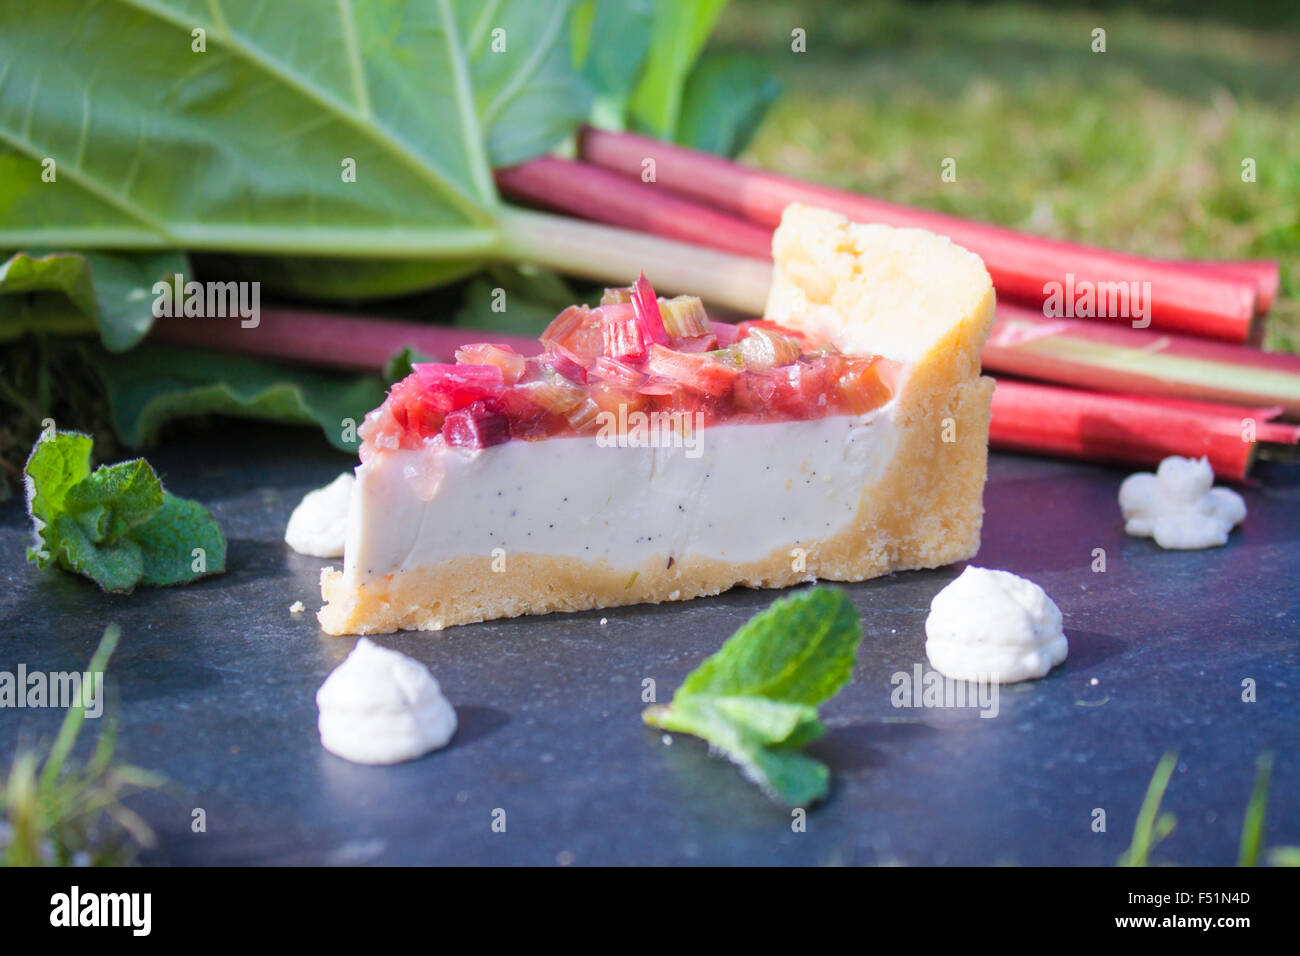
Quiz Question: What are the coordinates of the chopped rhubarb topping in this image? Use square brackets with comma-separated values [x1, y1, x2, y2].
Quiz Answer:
[646, 343, 740, 397]
[710, 320, 741, 347]
[630, 272, 669, 346]
[599, 302, 650, 363]
[358, 275, 895, 459]
[442, 400, 510, 449]
[454, 343, 526, 384]
[541, 305, 604, 359]
[546, 350, 590, 383]
[738, 326, 802, 369]
[412, 362, 505, 411]
[831, 356, 893, 415]
[737, 318, 815, 346]
[659, 295, 710, 338]
[673, 333, 719, 353]
[590, 355, 648, 388]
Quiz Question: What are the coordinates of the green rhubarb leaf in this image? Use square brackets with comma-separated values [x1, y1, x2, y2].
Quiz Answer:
[197, 254, 484, 303]
[0, 250, 189, 350]
[626, 0, 730, 141]
[676, 52, 783, 157]
[89, 345, 387, 454]
[453, 265, 582, 336]
[383, 345, 435, 384]
[643, 587, 862, 806]
[81, 251, 191, 351]
[23, 431, 226, 593]
[0, 0, 588, 296]
[571, 0, 655, 129]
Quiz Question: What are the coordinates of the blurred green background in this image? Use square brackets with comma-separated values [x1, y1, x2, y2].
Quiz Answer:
[715, 0, 1299, 347]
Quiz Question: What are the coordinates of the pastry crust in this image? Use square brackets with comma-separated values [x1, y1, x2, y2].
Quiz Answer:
[318, 204, 996, 634]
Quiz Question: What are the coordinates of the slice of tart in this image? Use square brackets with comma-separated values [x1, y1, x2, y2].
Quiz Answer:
[318, 203, 996, 635]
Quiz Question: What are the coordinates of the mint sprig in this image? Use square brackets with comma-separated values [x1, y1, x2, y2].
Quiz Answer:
[644, 587, 862, 806]
[24, 431, 226, 593]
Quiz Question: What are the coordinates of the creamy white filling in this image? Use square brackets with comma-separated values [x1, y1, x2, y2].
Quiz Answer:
[342, 404, 899, 583]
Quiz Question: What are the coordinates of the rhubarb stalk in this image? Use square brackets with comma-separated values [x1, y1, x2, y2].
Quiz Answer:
[578, 126, 1262, 342]
[495, 157, 772, 260]
[990, 379, 1300, 481]
[985, 304, 1300, 418]
[495, 207, 770, 315]
[147, 307, 542, 371]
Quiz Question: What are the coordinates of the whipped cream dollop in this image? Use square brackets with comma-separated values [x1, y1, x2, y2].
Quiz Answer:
[1119, 456, 1246, 550]
[285, 472, 354, 558]
[316, 638, 457, 764]
[925, 567, 1068, 683]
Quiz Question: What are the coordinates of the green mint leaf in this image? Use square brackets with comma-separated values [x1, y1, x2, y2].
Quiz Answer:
[24, 431, 93, 529]
[644, 587, 862, 806]
[679, 587, 862, 705]
[63, 458, 164, 546]
[23, 431, 226, 593]
[50, 514, 145, 594]
[646, 695, 830, 806]
[648, 695, 823, 748]
[135, 494, 227, 587]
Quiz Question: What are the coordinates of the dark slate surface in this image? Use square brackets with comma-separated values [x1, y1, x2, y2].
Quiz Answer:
[1, 423, 1296, 866]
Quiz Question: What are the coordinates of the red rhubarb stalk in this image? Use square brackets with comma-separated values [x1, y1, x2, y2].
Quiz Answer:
[501, 153, 1279, 321]
[578, 126, 1260, 342]
[1182, 259, 1280, 316]
[495, 156, 772, 261]
[147, 307, 541, 372]
[990, 378, 1300, 481]
[984, 304, 1300, 417]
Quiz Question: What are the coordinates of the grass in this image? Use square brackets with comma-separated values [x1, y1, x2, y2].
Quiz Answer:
[0, 626, 165, 866]
[712, 0, 1300, 349]
[1117, 751, 1298, 866]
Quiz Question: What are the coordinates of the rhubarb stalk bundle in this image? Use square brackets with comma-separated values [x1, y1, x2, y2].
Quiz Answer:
[575, 127, 1272, 342]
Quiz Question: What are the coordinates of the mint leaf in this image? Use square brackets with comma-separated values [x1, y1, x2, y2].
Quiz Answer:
[23, 431, 226, 593]
[680, 587, 861, 703]
[644, 588, 862, 806]
[649, 695, 830, 807]
[135, 495, 226, 587]
[62, 458, 164, 546]
[24, 431, 93, 544]
[49, 513, 145, 594]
